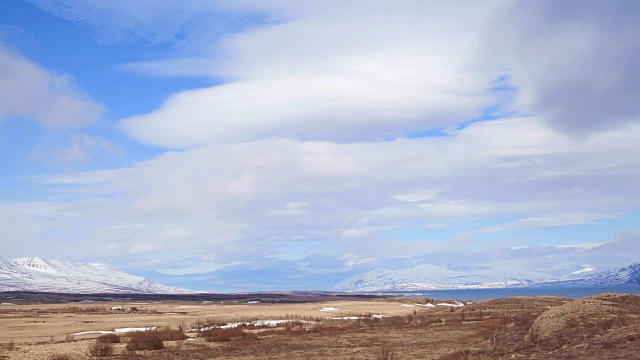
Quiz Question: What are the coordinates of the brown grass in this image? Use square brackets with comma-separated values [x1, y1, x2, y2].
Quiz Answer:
[48, 354, 72, 360]
[437, 350, 471, 360]
[375, 346, 399, 360]
[0, 299, 418, 343]
[4, 294, 640, 359]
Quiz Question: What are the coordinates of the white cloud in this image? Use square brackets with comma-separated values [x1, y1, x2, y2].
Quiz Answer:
[116, 1, 504, 148]
[477, 213, 620, 234]
[0, 43, 103, 128]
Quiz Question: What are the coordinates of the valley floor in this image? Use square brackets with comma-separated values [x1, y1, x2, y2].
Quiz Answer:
[1, 293, 640, 359]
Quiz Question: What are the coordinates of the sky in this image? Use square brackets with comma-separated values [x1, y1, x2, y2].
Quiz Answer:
[1, 0, 639, 292]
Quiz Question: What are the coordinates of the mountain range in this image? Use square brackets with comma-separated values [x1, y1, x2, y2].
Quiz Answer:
[0, 257, 195, 294]
[3, 256, 639, 295]
[334, 262, 640, 292]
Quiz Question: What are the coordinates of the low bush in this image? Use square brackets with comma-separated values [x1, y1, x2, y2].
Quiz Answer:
[88, 343, 114, 357]
[126, 331, 164, 351]
[156, 326, 187, 341]
[96, 334, 121, 344]
[198, 327, 257, 342]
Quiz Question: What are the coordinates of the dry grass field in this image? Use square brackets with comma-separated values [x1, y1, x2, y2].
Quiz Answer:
[1, 293, 640, 359]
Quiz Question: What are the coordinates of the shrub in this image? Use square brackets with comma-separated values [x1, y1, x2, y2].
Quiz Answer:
[96, 334, 121, 344]
[88, 343, 114, 357]
[198, 327, 256, 342]
[156, 326, 187, 341]
[309, 322, 360, 334]
[126, 331, 164, 351]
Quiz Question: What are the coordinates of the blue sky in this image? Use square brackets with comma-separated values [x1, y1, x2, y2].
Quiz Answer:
[1, 0, 639, 292]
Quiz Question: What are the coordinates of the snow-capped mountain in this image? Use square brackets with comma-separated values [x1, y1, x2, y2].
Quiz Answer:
[542, 262, 640, 287]
[334, 264, 557, 292]
[0, 257, 196, 294]
[334, 262, 640, 292]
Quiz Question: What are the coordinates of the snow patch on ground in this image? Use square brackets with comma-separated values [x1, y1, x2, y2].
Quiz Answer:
[187, 319, 314, 332]
[70, 327, 157, 336]
[415, 303, 436, 307]
[332, 314, 387, 320]
[114, 327, 158, 333]
[70, 331, 114, 336]
[571, 267, 596, 275]
[319, 307, 340, 311]
[221, 320, 293, 329]
[332, 316, 362, 320]
[436, 301, 465, 307]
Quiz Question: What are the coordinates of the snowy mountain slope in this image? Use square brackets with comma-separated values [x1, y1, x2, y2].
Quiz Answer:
[334, 264, 557, 292]
[335, 262, 640, 292]
[541, 262, 640, 287]
[0, 257, 196, 294]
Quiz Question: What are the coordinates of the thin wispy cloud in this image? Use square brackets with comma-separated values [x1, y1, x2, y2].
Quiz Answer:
[0, 43, 103, 128]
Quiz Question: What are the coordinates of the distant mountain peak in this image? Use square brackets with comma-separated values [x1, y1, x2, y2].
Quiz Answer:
[13, 257, 57, 274]
[1, 257, 197, 294]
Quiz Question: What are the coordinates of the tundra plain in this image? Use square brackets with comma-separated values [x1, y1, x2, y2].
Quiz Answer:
[1, 292, 640, 359]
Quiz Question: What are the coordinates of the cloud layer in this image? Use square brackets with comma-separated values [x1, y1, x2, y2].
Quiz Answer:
[486, 0, 640, 133]
[8, 118, 639, 289]
[3, 1, 640, 291]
